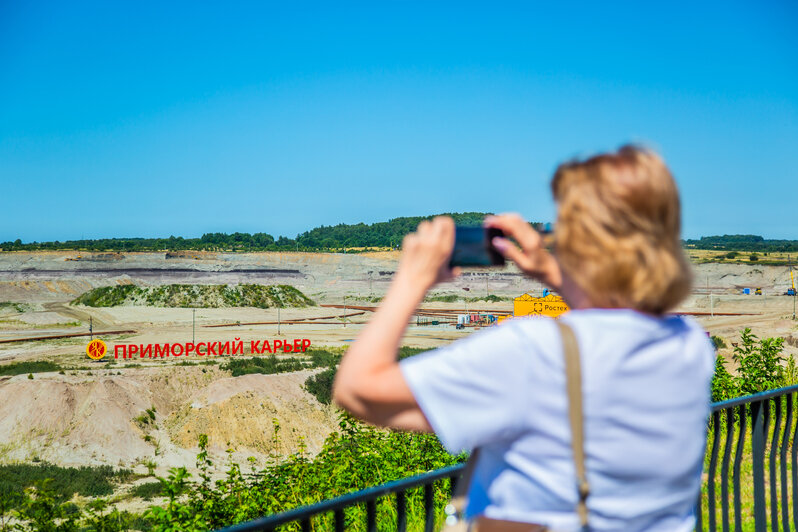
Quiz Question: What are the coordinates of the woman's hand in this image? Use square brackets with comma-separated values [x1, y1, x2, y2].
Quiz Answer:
[395, 216, 461, 292]
[485, 213, 563, 290]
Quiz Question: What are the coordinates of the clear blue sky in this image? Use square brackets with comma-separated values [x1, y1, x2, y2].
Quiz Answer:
[1, 1, 796, 243]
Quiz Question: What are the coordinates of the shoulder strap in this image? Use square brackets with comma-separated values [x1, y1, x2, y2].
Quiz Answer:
[444, 449, 480, 525]
[453, 448, 480, 499]
[447, 324, 590, 530]
[557, 321, 590, 530]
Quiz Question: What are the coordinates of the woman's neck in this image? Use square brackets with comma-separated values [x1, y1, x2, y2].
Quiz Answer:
[558, 273, 594, 310]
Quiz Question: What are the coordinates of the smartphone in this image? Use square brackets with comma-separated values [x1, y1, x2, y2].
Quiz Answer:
[449, 226, 506, 267]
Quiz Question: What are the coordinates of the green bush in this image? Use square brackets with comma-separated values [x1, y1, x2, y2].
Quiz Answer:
[732, 328, 785, 395]
[710, 355, 739, 402]
[710, 335, 726, 349]
[307, 348, 342, 367]
[426, 294, 459, 303]
[305, 368, 336, 404]
[709, 328, 792, 401]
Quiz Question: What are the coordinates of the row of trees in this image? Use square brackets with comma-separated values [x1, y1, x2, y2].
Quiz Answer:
[0, 212, 496, 252]
[6, 227, 798, 254]
[684, 234, 798, 252]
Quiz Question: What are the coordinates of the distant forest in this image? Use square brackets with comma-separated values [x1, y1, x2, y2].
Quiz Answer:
[0, 212, 498, 252]
[5, 219, 797, 253]
[683, 235, 798, 252]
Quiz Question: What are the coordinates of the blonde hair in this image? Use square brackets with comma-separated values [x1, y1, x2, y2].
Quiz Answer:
[551, 145, 691, 315]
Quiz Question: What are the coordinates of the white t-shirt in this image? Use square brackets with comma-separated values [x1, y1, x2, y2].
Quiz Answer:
[400, 309, 715, 532]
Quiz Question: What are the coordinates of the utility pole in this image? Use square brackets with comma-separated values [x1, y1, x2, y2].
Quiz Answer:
[192, 309, 195, 344]
[343, 296, 347, 328]
[790, 255, 796, 320]
[278, 306, 281, 335]
[89, 316, 93, 341]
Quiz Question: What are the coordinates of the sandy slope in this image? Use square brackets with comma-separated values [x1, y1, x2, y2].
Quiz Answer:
[0, 366, 337, 474]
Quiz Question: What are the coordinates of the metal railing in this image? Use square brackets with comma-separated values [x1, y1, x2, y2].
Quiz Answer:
[700, 384, 798, 532]
[221, 384, 798, 532]
[220, 464, 465, 532]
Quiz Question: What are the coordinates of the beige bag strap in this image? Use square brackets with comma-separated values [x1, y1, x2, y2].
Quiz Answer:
[444, 323, 590, 532]
[557, 321, 590, 530]
[445, 448, 481, 523]
[443, 448, 480, 530]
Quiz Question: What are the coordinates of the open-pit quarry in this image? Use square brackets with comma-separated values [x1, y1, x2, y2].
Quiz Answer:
[1, 250, 797, 510]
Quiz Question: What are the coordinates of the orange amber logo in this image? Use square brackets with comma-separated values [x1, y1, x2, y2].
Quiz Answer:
[86, 339, 107, 360]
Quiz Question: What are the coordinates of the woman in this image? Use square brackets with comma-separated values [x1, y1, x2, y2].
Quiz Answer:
[332, 146, 715, 531]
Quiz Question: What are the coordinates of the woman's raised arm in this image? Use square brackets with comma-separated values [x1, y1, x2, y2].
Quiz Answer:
[332, 217, 459, 431]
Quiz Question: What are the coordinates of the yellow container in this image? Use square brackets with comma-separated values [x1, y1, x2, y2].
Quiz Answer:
[513, 293, 569, 318]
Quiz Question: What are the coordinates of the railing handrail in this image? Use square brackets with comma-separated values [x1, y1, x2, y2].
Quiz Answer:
[219, 464, 465, 531]
[219, 385, 798, 532]
[711, 383, 798, 411]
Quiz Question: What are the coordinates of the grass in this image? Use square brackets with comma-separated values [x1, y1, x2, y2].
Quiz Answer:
[129, 481, 165, 501]
[71, 283, 315, 308]
[0, 463, 135, 508]
[0, 360, 62, 376]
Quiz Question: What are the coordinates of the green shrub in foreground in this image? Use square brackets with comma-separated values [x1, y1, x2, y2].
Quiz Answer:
[144, 416, 463, 531]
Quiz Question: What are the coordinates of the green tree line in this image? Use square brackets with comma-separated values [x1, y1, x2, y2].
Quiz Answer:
[684, 234, 798, 253]
[0, 212, 498, 253]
